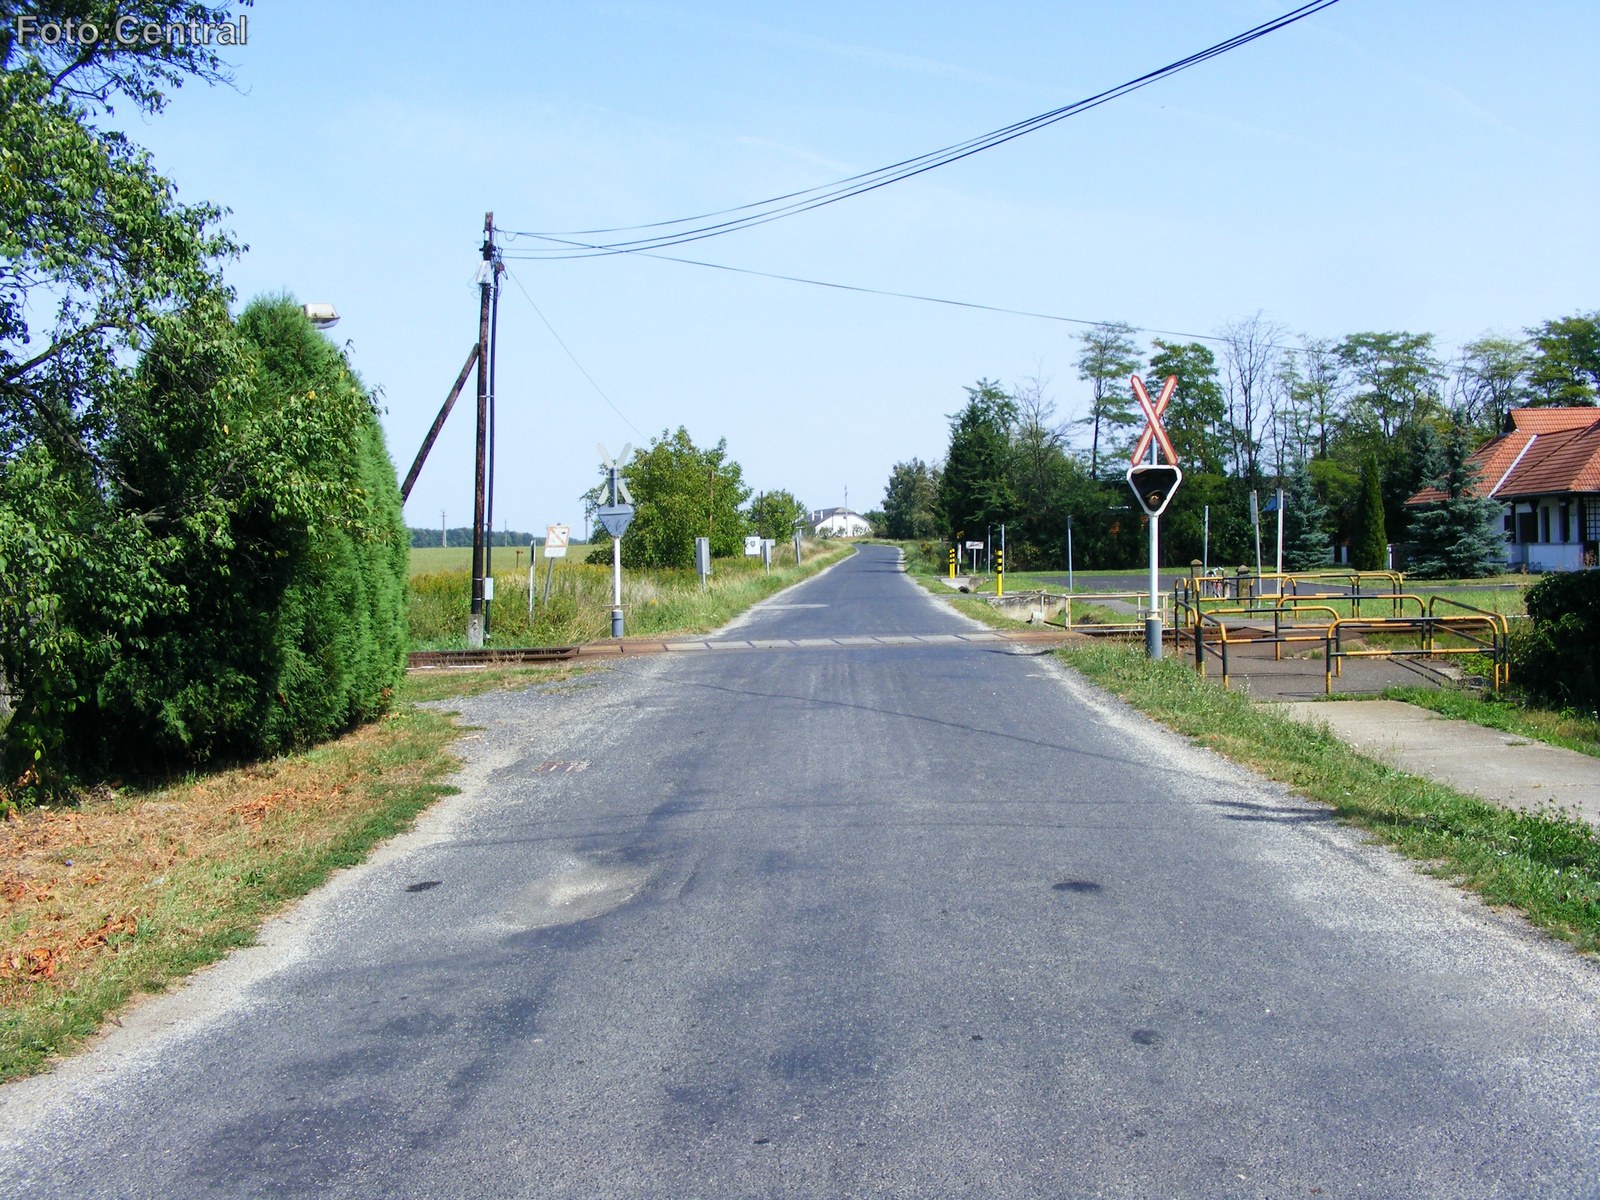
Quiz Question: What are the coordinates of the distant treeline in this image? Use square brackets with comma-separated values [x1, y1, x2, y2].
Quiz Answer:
[408, 527, 569, 548]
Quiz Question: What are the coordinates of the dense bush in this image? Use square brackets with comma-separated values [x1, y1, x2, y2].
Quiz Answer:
[3, 296, 409, 783]
[1512, 571, 1600, 712]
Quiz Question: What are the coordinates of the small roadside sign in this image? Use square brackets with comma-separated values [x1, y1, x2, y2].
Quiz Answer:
[544, 525, 570, 559]
[744, 535, 762, 556]
[965, 540, 984, 550]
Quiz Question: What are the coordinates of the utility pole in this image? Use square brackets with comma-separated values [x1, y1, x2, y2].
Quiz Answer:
[468, 212, 494, 648]
[483, 239, 503, 634]
[441, 509, 446, 549]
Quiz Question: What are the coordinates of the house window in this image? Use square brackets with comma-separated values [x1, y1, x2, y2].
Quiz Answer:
[1587, 500, 1600, 542]
[1518, 510, 1537, 544]
[1540, 506, 1550, 543]
[1560, 501, 1571, 542]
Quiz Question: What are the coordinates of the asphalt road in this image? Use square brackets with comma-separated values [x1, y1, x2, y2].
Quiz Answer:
[4, 544, 1598, 1198]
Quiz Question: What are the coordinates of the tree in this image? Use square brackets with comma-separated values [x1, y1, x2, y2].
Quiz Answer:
[883, 458, 940, 539]
[1351, 456, 1388, 571]
[1281, 466, 1330, 571]
[1405, 426, 1503, 579]
[938, 380, 1016, 539]
[1337, 331, 1444, 440]
[585, 428, 750, 569]
[1525, 311, 1600, 407]
[1454, 333, 1530, 431]
[1, 1, 246, 117]
[0, 32, 241, 784]
[1074, 323, 1140, 478]
[750, 488, 805, 541]
[1147, 340, 1227, 474]
[1219, 313, 1285, 482]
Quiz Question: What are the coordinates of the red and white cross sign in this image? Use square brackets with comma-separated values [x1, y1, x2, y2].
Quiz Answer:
[1128, 374, 1178, 466]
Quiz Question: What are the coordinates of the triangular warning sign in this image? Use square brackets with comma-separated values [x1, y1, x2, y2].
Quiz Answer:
[1126, 464, 1183, 517]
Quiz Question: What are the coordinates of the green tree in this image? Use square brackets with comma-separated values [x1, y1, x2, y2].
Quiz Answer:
[586, 428, 750, 568]
[0, 35, 239, 784]
[1351, 456, 1388, 571]
[883, 458, 940, 539]
[1337, 331, 1444, 440]
[1281, 466, 1330, 571]
[1525, 312, 1600, 407]
[1454, 333, 1530, 431]
[1075, 323, 1141, 478]
[1147, 340, 1227, 474]
[1405, 426, 1503, 579]
[750, 488, 806, 540]
[938, 380, 1016, 540]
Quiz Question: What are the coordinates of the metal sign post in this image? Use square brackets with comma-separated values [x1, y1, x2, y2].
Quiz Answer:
[1066, 515, 1074, 593]
[596, 444, 634, 638]
[695, 536, 712, 591]
[1127, 374, 1182, 660]
[1250, 490, 1262, 587]
[762, 539, 775, 573]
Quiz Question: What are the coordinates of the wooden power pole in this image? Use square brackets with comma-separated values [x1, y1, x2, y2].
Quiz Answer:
[468, 212, 494, 648]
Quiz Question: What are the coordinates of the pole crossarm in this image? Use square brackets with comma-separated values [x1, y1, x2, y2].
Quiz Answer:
[400, 343, 480, 502]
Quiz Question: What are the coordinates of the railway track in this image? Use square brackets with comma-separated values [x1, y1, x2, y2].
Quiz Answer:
[406, 627, 1080, 670]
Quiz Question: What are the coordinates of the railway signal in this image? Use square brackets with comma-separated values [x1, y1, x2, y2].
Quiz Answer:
[1127, 374, 1182, 659]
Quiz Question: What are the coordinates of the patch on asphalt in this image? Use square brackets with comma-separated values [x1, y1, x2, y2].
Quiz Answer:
[1052, 880, 1103, 893]
[501, 861, 651, 928]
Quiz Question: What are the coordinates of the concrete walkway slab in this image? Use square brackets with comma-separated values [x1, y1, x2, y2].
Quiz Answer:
[1272, 699, 1600, 826]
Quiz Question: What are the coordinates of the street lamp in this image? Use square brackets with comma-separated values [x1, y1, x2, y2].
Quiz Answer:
[301, 302, 339, 329]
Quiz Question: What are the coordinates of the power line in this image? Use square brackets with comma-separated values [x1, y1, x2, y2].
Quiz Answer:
[602, 247, 1229, 344]
[500, 1, 1341, 258]
[501, 267, 648, 440]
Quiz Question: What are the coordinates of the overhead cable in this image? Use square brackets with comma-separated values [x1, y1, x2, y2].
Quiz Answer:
[502, 267, 648, 440]
[499, 1, 1341, 258]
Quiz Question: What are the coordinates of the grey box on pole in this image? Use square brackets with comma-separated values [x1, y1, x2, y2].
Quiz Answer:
[695, 536, 711, 590]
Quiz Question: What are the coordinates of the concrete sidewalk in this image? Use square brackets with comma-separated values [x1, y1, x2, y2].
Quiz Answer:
[1273, 699, 1600, 826]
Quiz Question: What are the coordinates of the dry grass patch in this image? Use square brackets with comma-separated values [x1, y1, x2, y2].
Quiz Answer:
[0, 662, 581, 1081]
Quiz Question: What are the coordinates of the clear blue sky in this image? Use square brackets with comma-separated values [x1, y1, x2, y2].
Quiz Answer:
[114, 1, 1599, 535]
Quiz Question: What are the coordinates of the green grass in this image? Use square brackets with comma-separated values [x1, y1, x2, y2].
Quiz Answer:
[1062, 643, 1600, 951]
[1379, 685, 1600, 760]
[409, 541, 853, 650]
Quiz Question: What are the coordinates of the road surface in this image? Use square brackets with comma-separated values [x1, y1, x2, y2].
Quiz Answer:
[3, 544, 1597, 1198]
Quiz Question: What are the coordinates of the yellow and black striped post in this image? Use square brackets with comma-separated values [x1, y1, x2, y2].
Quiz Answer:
[948, 546, 956, 578]
[996, 549, 1004, 596]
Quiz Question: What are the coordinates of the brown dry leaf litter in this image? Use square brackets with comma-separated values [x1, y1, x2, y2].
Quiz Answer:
[0, 717, 428, 1011]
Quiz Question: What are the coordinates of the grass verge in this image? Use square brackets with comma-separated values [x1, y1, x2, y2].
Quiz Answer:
[0, 662, 582, 1082]
[1061, 643, 1600, 951]
[410, 541, 853, 650]
[1379, 685, 1600, 760]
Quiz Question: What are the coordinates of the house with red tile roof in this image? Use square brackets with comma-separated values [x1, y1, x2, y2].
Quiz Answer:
[1407, 407, 1600, 571]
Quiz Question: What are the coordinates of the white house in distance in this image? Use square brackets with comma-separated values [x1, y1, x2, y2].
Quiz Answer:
[809, 507, 873, 537]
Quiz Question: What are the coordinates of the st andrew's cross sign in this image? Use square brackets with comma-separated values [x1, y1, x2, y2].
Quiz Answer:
[1126, 374, 1182, 518]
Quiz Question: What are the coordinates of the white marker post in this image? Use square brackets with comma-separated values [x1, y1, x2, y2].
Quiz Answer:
[1275, 487, 1285, 595]
[1127, 375, 1182, 661]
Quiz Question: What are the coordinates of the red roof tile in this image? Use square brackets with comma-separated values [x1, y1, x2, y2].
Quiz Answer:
[1407, 408, 1600, 505]
[1510, 408, 1600, 433]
